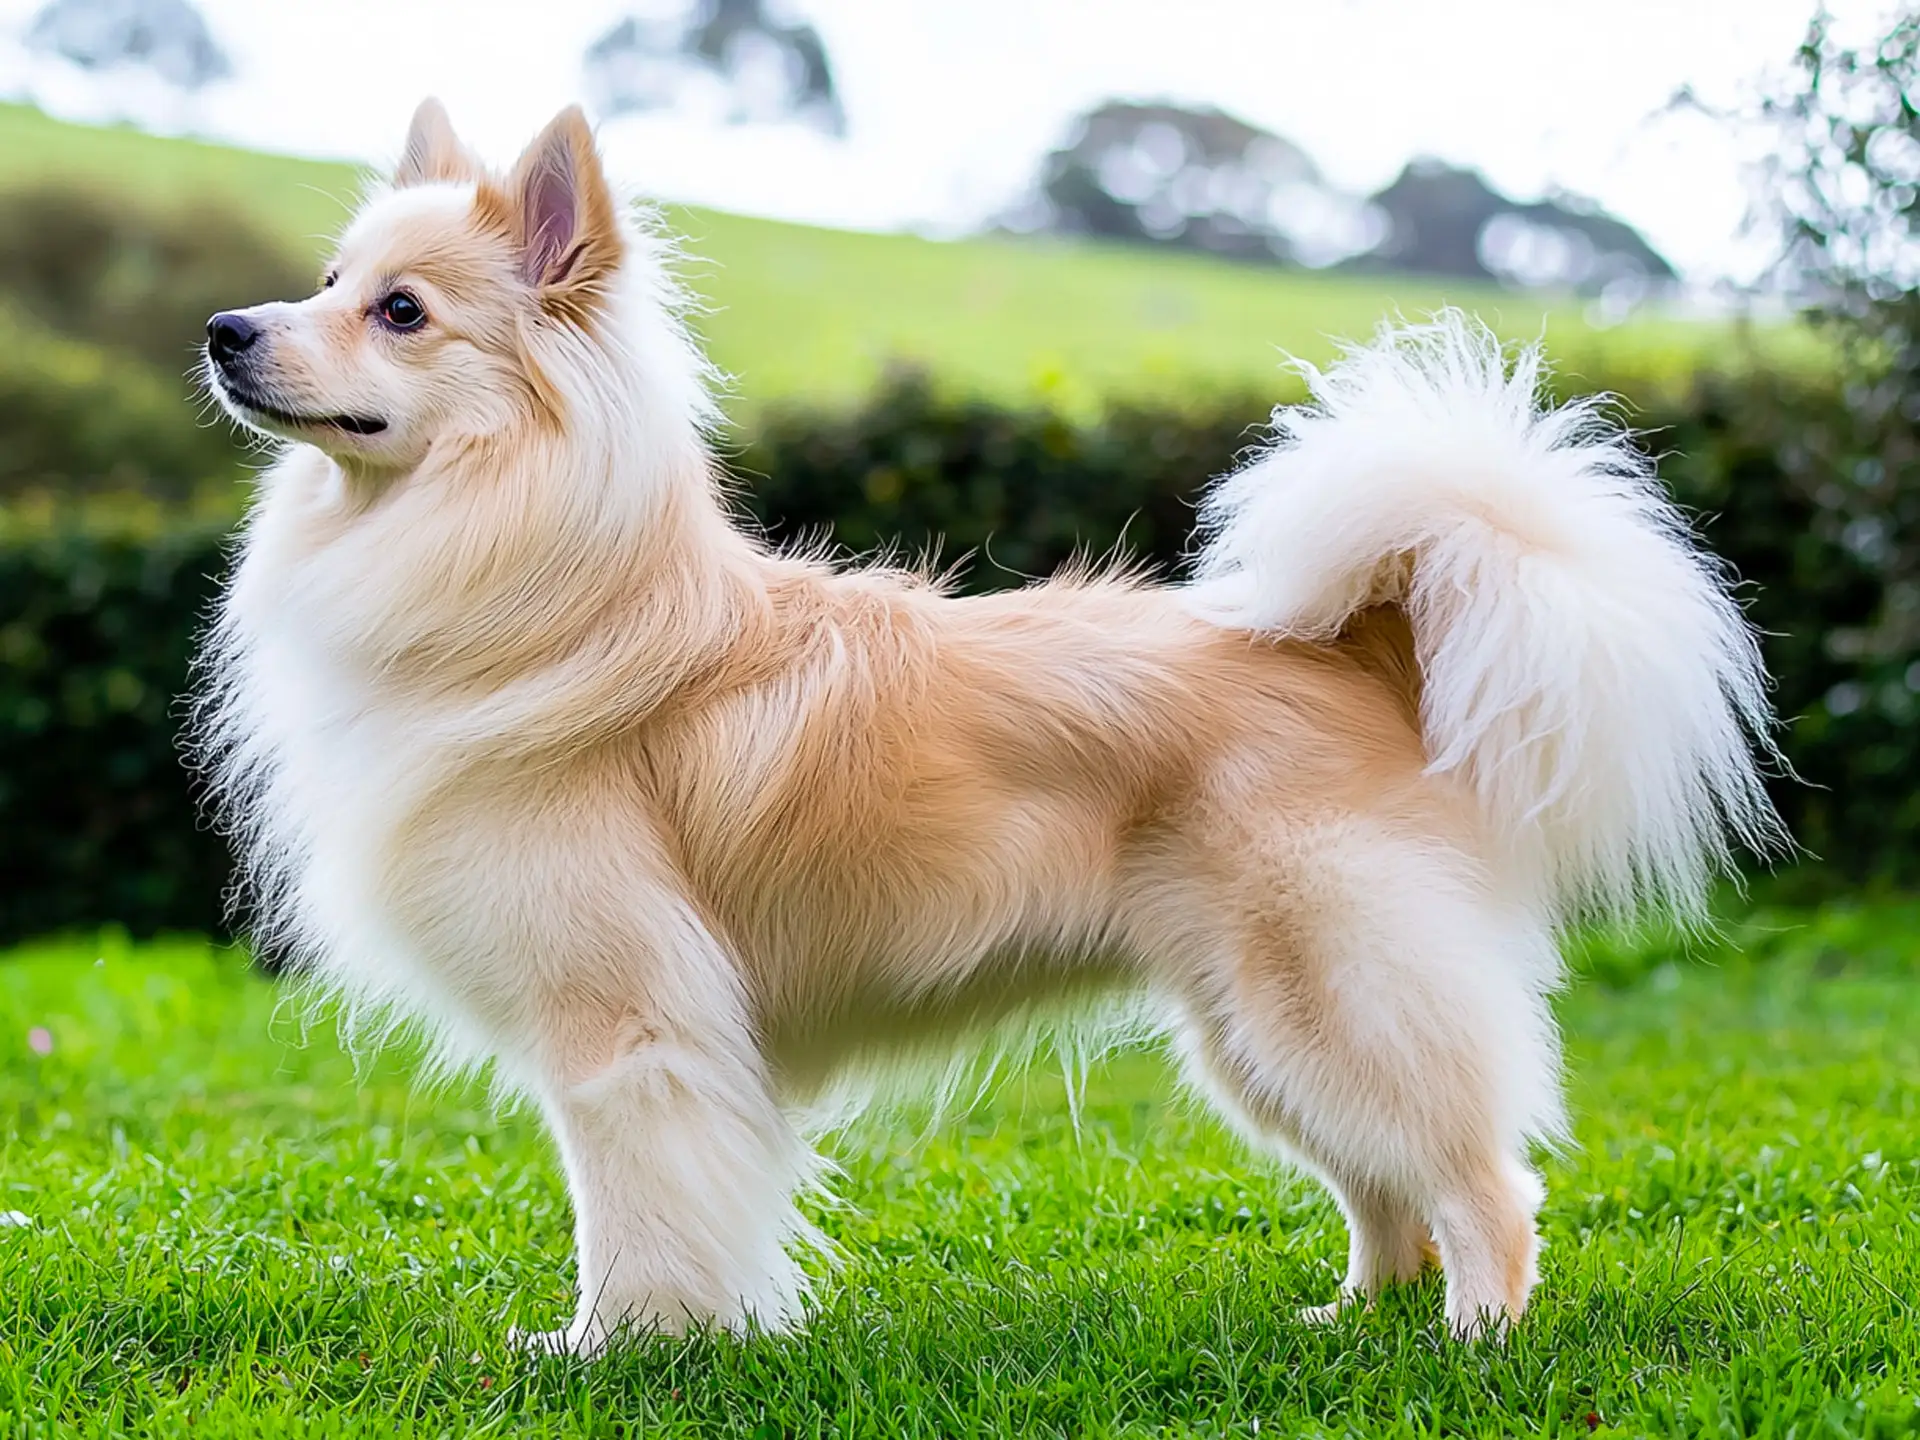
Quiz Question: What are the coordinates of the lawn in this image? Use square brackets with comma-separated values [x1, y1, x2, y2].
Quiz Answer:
[1, 908, 1916, 1438]
[0, 102, 1741, 412]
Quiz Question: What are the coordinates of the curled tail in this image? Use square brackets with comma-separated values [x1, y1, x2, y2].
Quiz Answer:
[1188, 312, 1783, 922]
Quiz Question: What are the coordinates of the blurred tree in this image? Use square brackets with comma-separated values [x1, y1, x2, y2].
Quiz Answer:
[1751, 6, 1920, 705]
[1358, 158, 1674, 299]
[585, 0, 844, 137]
[1010, 101, 1670, 295]
[1767, 7, 1920, 353]
[23, 0, 229, 91]
[1008, 100, 1380, 267]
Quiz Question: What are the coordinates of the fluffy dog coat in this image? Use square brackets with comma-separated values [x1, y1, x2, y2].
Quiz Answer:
[198, 100, 1779, 1352]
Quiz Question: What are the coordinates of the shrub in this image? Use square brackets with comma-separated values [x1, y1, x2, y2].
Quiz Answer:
[0, 308, 244, 501]
[0, 511, 233, 943]
[736, 368, 1268, 584]
[0, 182, 313, 503]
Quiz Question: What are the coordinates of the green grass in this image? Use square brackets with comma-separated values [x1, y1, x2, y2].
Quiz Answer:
[2, 909, 1917, 1438]
[0, 102, 1748, 413]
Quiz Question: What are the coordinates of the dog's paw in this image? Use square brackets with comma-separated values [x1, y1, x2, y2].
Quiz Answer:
[509, 1320, 608, 1359]
[1298, 1292, 1364, 1326]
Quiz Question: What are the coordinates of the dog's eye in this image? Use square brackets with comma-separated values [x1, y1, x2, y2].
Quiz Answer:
[322, 271, 338, 290]
[377, 291, 427, 332]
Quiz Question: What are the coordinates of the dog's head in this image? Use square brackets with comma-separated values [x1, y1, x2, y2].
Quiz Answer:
[204, 99, 629, 472]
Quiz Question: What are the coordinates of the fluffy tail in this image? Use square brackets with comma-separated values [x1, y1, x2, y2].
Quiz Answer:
[1187, 312, 1782, 923]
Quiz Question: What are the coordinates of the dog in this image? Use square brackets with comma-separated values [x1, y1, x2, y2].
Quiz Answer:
[196, 98, 1780, 1354]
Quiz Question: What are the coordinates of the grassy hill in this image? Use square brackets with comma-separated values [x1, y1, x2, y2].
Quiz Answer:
[0, 102, 1737, 412]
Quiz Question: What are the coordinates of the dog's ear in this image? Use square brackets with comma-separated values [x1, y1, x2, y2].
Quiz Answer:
[394, 98, 485, 187]
[485, 105, 624, 312]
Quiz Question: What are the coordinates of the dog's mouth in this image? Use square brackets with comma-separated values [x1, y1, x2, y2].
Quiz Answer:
[214, 372, 389, 437]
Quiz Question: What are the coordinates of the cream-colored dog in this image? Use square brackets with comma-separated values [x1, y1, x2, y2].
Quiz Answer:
[197, 99, 1779, 1353]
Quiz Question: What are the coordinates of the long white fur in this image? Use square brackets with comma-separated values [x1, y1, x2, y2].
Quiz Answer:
[1187, 314, 1784, 921]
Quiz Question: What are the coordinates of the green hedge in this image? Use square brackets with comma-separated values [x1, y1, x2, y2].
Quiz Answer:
[0, 514, 234, 942]
[2, 365, 1914, 946]
[739, 371, 1263, 584]
[0, 309, 246, 501]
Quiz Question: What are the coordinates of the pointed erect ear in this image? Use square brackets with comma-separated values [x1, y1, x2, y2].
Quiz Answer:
[394, 97, 485, 187]
[487, 105, 624, 305]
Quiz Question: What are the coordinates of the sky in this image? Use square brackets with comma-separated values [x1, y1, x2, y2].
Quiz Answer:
[0, 0, 1902, 283]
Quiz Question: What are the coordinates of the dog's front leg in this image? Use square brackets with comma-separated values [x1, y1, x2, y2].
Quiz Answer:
[516, 994, 823, 1355]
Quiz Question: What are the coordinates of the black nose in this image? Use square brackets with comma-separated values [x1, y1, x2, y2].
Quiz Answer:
[206, 311, 260, 365]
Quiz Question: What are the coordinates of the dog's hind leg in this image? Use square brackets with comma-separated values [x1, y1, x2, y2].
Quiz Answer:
[1150, 818, 1562, 1338]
